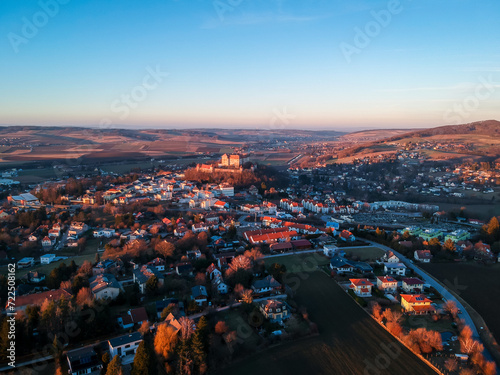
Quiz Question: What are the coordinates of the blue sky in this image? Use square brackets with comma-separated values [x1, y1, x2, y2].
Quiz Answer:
[1, 0, 499, 130]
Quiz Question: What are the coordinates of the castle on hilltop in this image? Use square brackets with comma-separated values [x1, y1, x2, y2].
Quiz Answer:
[195, 153, 250, 174]
[220, 153, 249, 168]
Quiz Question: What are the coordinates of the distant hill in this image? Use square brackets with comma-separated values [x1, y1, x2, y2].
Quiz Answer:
[338, 128, 420, 143]
[335, 120, 500, 162]
[384, 120, 500, 141]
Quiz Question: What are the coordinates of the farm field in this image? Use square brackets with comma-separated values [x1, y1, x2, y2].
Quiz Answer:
[420, 262, 500, 344]
[341, 246, 385, 261]
[219, 256, 435, 375]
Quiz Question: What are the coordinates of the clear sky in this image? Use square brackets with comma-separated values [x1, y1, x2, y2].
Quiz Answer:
[1, 0, 499, 130]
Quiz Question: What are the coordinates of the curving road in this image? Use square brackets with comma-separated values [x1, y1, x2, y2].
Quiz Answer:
[361, 238, 497, 366]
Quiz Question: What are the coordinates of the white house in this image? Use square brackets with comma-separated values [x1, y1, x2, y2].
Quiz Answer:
[40, 254, 56, 265]
[213, 276, 229, 295]
[89, 274, 123, 300]
[108, 332, 143, 359]
[402, 278, 425, 293]
[414, 250, 433, 263]
[349, 278, 373, 297]
[384, 262, 407, 276]
[17, 257, 35, 268]
[323, 244, 338, 257]
[376, 276, 398, 293]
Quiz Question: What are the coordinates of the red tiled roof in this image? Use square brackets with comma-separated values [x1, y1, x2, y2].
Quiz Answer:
[377, 276, 397, 284]
[403, 278, 424, 285]
[400, 294, 432, 304]
[350, 278, 373, 287]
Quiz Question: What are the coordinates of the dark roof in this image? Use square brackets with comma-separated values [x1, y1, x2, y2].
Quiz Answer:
[270, 242, 293, 250]
[291, 239, 312, 247]
[156, 298, 179, 312]
[330, 256, 354, 268]
[108, 332, 143, 348]
[66, 346, 101, 373]
[252, 275, 281, 290]
[191, 285, 208, 298]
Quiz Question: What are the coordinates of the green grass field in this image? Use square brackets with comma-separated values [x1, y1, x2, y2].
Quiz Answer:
[15, 252, 97, 278]
[219, 256, 435, 375]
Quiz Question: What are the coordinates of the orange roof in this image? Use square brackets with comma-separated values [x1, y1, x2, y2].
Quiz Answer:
[250, 230, 298, 243]
[350, 278, 373, 287]
[377, 276, 397, 284]
[400, 294, 432, 304]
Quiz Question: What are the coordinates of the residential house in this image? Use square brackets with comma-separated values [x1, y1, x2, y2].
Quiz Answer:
[353, 262, 373, 274]
[108, 332, 143, 359]
[402, 278, 425, 293]
[212, 276, 229, 295]
[414, 250, 433, 263]
[68, 222, 89, 238]
[349, 278, 373, 297]
[251, 275, 281, 294]
[27, 271, 45, 284]
[339, 230, 355, 242]
[206, 263, 222, 280]
[381, 251, 400, 263]
[175, 262, 193, 276]
[376, 276, 398, 293]
[323, 244, 338, 257]
[186, 249, 202, 261]
[89, 274, 122, 300]
[40, 254, 56, 265]
[133, 265, 165, 294]
[93, 228, 116, 238]
[92, 259, 116, 275]
[66, 346, 102, 375]
[191, 285, 208, 306]
[329, 256, 354, 274]
[400, 294, 436, 315]
[17, 257, 35, 268]
[41, 236, 54, 247]
[147, 257, 166, 271]
[259, 299, 290, 323]
[118, 307, 149, 329]
[192, 223, 209, 233]
[384, 262, 407, 276]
